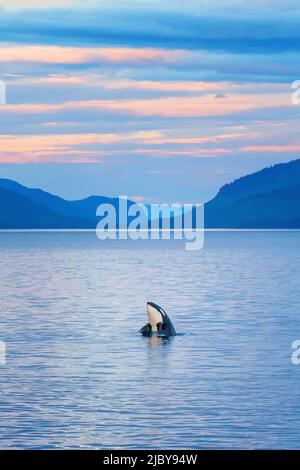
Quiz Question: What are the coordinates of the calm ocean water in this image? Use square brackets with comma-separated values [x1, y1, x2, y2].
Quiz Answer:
[0, 231, 300, 449]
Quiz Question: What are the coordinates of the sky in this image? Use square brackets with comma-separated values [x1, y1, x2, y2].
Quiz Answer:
[0, 0, 299, 203]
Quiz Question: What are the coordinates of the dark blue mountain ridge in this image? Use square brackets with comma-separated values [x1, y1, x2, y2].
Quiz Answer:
[0, 179, 127, 228]
[0, 158, 299, 229]
[0, 186, 91, 229]
[0, 178, 120, 221]
[0, 178, 188, 229]
[205, 158, 300, 228]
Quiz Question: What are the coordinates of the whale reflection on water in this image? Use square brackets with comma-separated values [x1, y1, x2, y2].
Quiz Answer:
[146, 335, 174, 348]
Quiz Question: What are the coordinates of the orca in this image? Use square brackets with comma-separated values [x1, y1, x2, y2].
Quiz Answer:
[140, 302, 176, 337]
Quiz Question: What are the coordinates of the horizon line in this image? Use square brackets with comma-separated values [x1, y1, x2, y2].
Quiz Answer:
[0, 229, 299, 233]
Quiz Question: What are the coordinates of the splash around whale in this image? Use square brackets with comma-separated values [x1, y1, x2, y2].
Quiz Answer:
[140, 302, 176, 337]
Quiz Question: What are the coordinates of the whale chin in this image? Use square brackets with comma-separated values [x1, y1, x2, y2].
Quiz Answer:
[147, 302, 164, 331]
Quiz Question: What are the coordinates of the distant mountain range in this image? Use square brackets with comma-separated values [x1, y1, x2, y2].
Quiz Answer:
[205, 158, 300, 228]
[0, 178, 121, 229]
[0, 158, 299, 229]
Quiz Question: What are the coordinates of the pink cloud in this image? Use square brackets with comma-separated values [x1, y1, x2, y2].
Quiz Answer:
[0, 46, 183, 65]
[241, 145, 300, 152]
[0, 92, 289, 118]
[101, 79, 223, 93]
[0, 131, 234, 163]
[129, 196, 147, 203]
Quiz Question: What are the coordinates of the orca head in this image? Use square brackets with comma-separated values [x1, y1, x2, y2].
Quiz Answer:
[147, 302, 166, 332]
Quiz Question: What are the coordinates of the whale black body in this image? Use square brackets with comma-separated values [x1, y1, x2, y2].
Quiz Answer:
[140, 302, 176, 337]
